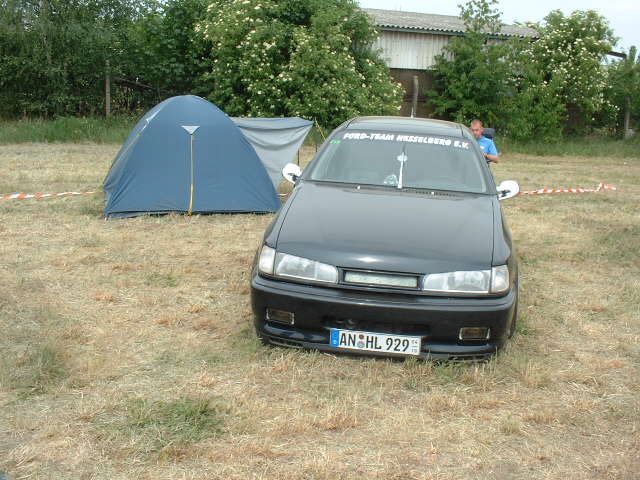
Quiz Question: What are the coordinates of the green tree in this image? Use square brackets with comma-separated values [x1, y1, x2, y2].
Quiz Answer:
[427, 0, 512, 128]
[0, 0, 148, 117]
[198, 0, 403, 127]
[130, 0, 211, 97]
[605, 46, 640, 135]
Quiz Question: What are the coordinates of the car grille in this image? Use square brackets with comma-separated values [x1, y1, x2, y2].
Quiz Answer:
[342, 270, 421, 290]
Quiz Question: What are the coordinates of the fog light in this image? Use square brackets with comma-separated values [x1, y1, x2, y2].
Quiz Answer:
[266, 308, 295, 325]
[459, 327, 490, 341]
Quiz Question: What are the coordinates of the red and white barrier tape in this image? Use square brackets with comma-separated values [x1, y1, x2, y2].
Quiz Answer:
[519, 182, 617, 196]
[0, 183, 617, 201]
[1, 191, 96, 200]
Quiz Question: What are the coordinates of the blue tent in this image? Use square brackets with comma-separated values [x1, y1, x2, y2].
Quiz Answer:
[103, 95, 280, 218]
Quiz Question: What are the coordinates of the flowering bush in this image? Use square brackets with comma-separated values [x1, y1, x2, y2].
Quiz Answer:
[495, 36, 567, 142]
[198, 0, 403, 127]
[524, 10, 616, 134]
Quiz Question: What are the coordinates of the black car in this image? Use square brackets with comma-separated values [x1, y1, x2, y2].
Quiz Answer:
[251, 117, 520, 360]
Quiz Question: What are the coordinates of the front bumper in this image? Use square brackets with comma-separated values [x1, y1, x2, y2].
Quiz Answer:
[251, 273, 517, 360]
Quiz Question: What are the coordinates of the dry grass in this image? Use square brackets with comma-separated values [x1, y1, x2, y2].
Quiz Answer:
[0, 143, 638, 479]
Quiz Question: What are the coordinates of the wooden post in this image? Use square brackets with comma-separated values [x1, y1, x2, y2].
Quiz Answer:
[411, 75, 419, 118]
[623, 96, 631, 139]
[105, 60, 111, 118]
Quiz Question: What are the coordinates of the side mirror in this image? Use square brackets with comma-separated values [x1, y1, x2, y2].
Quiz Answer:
[497, 180, 519, 201]
[282, 163, 302, 184]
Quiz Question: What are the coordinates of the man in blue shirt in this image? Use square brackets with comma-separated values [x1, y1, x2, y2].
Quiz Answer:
[470, 119, 499, 163]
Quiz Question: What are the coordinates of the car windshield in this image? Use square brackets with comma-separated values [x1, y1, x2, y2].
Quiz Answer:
[308, 131, 488, 193]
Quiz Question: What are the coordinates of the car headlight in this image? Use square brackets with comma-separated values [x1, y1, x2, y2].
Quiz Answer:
[274, 252, 338, 283]
[490, 265, 509, 293]
[257, 245, 338, 284]
[422, 266, 509, 294]
[258, 245, 276, 275]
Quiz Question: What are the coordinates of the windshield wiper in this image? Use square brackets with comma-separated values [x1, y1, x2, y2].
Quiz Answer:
[397, 145, 408, 189]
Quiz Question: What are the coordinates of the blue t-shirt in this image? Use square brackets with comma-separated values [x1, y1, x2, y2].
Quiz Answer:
[477, 135, 498, 156]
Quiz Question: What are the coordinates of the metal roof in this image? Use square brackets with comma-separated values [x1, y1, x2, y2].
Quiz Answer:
[364, 8, 538, 39]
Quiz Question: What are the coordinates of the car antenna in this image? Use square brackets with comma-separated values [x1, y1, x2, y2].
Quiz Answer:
[397, 144, 407, 189]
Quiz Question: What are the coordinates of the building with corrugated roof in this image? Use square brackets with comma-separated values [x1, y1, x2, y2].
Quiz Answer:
[364, 8, 538, 117]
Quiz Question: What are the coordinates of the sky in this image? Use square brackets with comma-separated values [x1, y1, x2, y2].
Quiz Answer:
[359, 0, 639, 53]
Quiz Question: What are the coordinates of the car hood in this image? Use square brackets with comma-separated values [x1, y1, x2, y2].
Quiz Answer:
[275, 182, 496, 274]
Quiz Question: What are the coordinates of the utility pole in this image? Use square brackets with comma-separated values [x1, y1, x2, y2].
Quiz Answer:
[411, 75, 419, 118]
[624, 96, 631, 139]
[105, 60, 111, 118]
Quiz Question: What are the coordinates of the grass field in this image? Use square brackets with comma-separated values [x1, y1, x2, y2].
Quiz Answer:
[0, 117, 137, 144]
[0, 142, 638, 479]
[1, 116, 638, 158]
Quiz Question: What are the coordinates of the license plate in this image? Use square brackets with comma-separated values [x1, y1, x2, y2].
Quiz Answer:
[330, 328, 421, 356]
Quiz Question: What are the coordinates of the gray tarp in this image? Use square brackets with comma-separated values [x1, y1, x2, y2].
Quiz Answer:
[232, 117, 313, 189]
